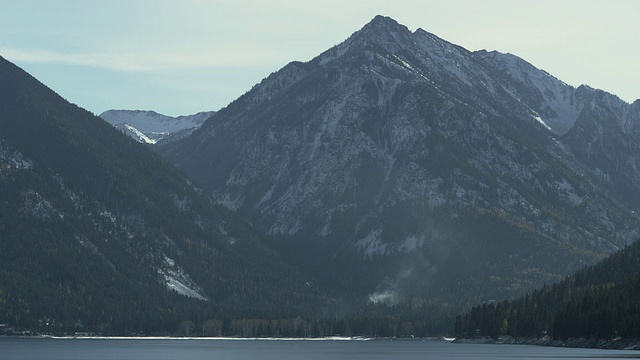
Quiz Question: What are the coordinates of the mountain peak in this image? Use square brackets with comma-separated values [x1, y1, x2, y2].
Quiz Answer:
[366, 15, 403, 29]
[363, 15, 411, 36]
[348, 15, 413, 50]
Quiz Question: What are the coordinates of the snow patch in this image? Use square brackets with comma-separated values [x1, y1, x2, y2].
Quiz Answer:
[355, 228, 389, 257]
[481, 51, 582, 135]
[123, 124, 159, 144]
[532, 115, 552, 131]
[159, 256, 207, 301]
[391, 54, 416, 72]
[388, 54, 432, 84]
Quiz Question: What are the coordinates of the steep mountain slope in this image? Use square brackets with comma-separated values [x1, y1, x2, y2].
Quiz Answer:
[100, 109, 214, 144]
[158, 16, 639, 308]
[479, 50, 640, 210]
[561, 94, 640, 209]
[0, 56, 323, 335]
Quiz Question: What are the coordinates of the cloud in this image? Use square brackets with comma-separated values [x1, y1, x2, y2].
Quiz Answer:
[0, 47, 285, 72]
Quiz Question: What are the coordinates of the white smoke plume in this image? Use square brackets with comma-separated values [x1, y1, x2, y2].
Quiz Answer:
[368, 289, 399, 305]
[368, 252, 438, 306]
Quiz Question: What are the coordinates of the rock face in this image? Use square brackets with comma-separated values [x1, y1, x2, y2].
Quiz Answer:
[100, 109, 214, 144]
[157, 16, 640, 305]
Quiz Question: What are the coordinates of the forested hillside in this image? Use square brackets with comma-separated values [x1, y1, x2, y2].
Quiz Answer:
[454, 239, 640, 341]
[0, 55, 330, 335]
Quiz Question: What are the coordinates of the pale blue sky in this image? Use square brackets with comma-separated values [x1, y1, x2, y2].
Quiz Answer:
[2, 0, 638, 116]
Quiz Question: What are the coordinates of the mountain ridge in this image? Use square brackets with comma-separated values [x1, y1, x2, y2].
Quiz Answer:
[100, 109, 215, 144]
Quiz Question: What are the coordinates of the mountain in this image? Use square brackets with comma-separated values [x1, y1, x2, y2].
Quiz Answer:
[99, 109, 214, 144]
[157, 16, 640, 310]
[0, 55, 325, 335]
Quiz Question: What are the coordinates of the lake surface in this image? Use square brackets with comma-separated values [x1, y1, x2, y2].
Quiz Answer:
[2, 338, 639, 360]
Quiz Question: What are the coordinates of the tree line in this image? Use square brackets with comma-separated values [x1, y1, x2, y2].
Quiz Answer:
[455, 239, 640, 340]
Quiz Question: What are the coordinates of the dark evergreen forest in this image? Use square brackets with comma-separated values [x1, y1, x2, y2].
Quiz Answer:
[455, 239, 640, 341]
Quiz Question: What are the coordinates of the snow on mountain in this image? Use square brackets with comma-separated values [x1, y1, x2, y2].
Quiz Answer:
[159, 256, 207, 301]
[100, 109, 215, 144]
[477, 50, 583, 136]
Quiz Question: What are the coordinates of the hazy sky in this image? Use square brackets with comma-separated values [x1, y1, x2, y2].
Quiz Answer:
[2, 0, 638, 117]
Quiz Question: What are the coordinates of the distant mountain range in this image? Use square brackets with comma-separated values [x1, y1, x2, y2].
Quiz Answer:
[158, 15, 640, 309]
[100, 109, 215, 144]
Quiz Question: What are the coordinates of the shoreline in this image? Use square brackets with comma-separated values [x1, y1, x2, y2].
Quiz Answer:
[3, 335, 453, 342]
[7, 335, 640, 350]
[29, 335, 372, 341]
[454, 336, 640, 351]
